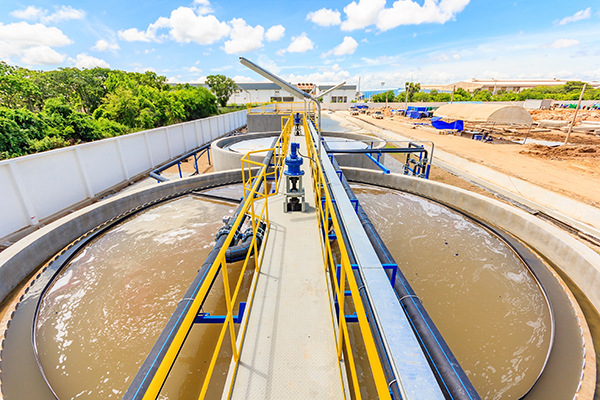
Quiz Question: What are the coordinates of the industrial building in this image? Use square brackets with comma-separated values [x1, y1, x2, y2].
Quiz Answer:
[227, 82, 357, 104]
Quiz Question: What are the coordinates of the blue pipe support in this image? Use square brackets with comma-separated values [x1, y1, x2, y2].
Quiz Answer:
[365, 153, 391, 174]
[194, 302, 247, 324]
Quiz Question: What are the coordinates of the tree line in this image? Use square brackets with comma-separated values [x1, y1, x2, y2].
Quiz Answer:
[0, 62, 238, 160]
[372, 81, 600, 103]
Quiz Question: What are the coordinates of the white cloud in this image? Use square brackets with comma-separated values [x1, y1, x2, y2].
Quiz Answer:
[257, 54, 281, 73]
[167, 76, 180, 83]
[377, 0, 470, 31]
[550, 39, 580, 48]
[187, 66, 202, 73]
[91, 39, 119, 52]
[265, 25, 285, 42]
[210, 65, 232, 71]
[0, 22, 72, 48]
[306, 8, 342, 27]
[556, 8, 591, 25]
[118, 28, 153, 42]
[359, 55, 402, 66]
[0, 22, 72, 64]
[157, 7, 230, 44]
[283, 69, 352, 85]
[223, 18, 264, 54]
[322, 36, 358, 58]
[11, 5, 85, 24]
[10, 6, 43, 21]
[70, 53, 110, 68]
[191, 76, 207, 83]
[430, 52, 462, 62]
[341, 0, 469, 31]
[118, 7, 230, 45]
[286, 32, 314, 53]
[43, 6, 85, 24]
[193, 0, 213, 15]
[427, 71, 456, 83]
[232, 75, 256, 82]
[21, 45, 66, 65]
[341, 0, 385, 31]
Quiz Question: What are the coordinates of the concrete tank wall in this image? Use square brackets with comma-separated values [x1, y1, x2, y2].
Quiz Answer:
[0, 170, 244, 302]
[343, 167, 600, 316]
[247, 114, 286, 133]
[212, 131, 385, 172]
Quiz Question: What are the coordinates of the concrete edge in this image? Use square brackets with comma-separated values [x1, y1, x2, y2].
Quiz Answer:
[341, 167, 600, 316]
[0, 170, 244, 302]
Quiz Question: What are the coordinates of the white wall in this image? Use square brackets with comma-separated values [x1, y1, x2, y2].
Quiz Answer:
[0, 110, 247, 241]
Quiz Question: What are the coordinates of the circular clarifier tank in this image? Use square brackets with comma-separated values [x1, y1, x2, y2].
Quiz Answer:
[211, 131, 383, 172]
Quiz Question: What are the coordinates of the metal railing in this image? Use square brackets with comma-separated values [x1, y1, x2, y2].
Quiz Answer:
[125, 119, 291, 400]
[302, 115, 392, 400]
[247, 101, 316, 115]
[197, 116, 292, 399]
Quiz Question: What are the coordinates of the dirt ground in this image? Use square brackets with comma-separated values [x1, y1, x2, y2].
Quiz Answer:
[337, 111, 600, 208]
[163, 150, 214, 177]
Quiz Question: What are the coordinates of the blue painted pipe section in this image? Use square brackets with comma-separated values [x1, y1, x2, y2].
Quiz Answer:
[365, 153, 391, 174]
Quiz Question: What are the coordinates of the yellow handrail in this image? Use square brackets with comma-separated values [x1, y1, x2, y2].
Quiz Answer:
[140, 118, 292, 400]
[197, 117, 293, 399]
[302, 116, 392, 400]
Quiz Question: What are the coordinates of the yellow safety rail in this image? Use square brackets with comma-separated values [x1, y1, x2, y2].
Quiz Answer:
[302, 115, 392, 400]
[247, 101, 316, 115]
[140, 121, 291, 400]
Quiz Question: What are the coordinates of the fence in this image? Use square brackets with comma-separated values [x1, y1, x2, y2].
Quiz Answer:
[0, 110, 247, 242]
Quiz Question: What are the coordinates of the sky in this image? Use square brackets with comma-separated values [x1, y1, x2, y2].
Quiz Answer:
[1, 0, 599, 90]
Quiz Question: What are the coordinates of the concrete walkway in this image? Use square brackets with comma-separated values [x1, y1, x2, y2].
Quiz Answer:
[228, 136, 345, 399]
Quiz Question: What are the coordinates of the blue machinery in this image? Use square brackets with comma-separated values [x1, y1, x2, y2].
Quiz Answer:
[283, 142, 306, 212]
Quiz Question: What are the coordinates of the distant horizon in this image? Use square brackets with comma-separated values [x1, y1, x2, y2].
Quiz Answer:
[1, 0, 598, 90]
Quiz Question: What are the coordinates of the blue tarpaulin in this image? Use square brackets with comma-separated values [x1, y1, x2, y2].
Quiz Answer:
[431, 117, 464, 131]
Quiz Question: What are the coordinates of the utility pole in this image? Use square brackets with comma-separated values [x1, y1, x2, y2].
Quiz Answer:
[404, 82, 409, 117]
[450, 85, 455, 104]
[564, 83, 587, 145]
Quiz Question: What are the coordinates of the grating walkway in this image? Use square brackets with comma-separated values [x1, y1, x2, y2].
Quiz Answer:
[228, 136, 345, 399]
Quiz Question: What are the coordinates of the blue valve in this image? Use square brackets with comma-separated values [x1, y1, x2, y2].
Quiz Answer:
[284, 143, 305, 176]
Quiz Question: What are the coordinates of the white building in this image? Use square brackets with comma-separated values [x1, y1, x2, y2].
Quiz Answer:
[226, 82, 357, 104]
[317, 85, 357, 103]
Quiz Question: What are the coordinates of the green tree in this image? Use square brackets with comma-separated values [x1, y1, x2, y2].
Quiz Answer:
[373, 90, 395, 103]
[206, 75, 237, 107]
[472, 89, 492, 102]
[413, 92, 431, 102]
[171, 84, 218, 120]
[452, 87, 471, 102]
[404, 82, 421, 102]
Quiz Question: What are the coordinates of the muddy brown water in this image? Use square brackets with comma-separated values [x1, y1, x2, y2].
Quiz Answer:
[3, 181, 574, 399]
[353, 184, 553, 399]
[34, 194, 252, 399]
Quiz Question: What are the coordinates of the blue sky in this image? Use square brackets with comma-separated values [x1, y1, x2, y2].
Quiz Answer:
[1, 0, 599, 89]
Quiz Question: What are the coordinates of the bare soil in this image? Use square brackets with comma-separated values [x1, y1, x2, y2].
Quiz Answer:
[338, 111, 600, 208]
